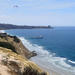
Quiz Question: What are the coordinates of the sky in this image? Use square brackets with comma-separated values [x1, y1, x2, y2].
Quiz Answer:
[0, 0, 75, 26]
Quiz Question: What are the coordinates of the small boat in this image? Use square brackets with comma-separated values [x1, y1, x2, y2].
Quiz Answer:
[31, 35, 43, 39]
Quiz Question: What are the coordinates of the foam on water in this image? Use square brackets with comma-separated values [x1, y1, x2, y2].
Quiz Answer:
[19, 37, 75, 73]
[0, 30, 5, 33]
[68, 60, 75, 64]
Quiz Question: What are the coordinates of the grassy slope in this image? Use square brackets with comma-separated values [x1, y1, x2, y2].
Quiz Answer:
[0, 47, 49, 75]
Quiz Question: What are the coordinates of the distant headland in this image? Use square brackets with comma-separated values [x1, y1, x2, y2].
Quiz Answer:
[0, 23, 52, 30]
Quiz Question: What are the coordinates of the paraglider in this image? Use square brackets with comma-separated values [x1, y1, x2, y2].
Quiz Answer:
[13, 5, 19, 8]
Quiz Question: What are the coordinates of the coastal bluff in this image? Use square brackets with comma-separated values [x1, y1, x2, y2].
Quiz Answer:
[0, 33, 49, 75]
[0, 33, 37, 59]
[0, 47, 49, 75]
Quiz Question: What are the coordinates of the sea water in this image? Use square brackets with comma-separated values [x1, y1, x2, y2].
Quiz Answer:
[6, 27, 75, 74]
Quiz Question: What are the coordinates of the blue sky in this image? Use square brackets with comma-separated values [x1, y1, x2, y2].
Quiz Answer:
[0, 0, 75, 26]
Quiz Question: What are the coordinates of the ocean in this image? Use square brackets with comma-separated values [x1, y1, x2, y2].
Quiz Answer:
[6, 27, 75, 74]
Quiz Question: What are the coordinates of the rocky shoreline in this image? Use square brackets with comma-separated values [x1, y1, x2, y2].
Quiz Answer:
[0, 33, 48, 75]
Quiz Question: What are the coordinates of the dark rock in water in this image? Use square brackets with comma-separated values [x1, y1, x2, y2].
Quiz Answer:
[31, 51, 37, 57]
[26, 51, 37, 59]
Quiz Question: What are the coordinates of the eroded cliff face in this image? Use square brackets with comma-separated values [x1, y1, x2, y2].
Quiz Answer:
[0, 47, 49, 75]
[0, 33, 49, 75]
[0, 33, 36, 59]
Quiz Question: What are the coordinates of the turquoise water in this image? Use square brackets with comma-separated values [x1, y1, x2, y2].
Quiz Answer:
[6, 27, 75, 72]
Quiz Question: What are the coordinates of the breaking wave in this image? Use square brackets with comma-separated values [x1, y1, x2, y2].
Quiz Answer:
[19, 37, 75, 73]
[0, 30, 5, 33]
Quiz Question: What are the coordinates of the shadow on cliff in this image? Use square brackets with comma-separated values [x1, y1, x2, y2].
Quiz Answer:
[0, 42, 16, 53]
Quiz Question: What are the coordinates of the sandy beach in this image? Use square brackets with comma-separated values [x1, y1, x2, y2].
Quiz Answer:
[30, 56, 75, 75]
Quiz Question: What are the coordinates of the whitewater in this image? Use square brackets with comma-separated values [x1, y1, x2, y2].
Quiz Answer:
[20, 37, 75, 75]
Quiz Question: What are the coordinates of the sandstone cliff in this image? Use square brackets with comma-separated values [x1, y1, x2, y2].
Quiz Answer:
[0, 47, 49, 75]
[0, 33, 36, 59]
[0, 33, 49, 75]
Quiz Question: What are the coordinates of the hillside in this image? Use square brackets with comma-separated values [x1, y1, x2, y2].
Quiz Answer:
[0, 33, 37, 59]
[0, 23, 51, 30]
[0, 33, 49, 75]
[0, 47, 49, 75]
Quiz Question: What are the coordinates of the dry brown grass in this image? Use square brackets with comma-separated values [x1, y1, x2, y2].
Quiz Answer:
[0, 47, 49, 75]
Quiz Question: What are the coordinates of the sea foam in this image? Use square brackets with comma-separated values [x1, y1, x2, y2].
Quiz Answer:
[19, 37, 75, 73]
[0, 30, 5, 33]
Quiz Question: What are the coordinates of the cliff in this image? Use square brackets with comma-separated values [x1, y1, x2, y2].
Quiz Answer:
[0, 47, 49, 75]
[0, 33, 49, 75]
[0, 33, 37, 59]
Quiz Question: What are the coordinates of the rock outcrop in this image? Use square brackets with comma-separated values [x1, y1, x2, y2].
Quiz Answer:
[0, 47, 49, 75]
[0, 33, 37, 59]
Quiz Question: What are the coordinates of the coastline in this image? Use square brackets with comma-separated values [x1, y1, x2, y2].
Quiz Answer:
[31, 57, 60, 75]
[19, 37, 60, 75]
[19, 37, 75, 75]
[0, 32, 49, 75]
[1, 31, 75, 75]
[30, 56, 75, 75]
